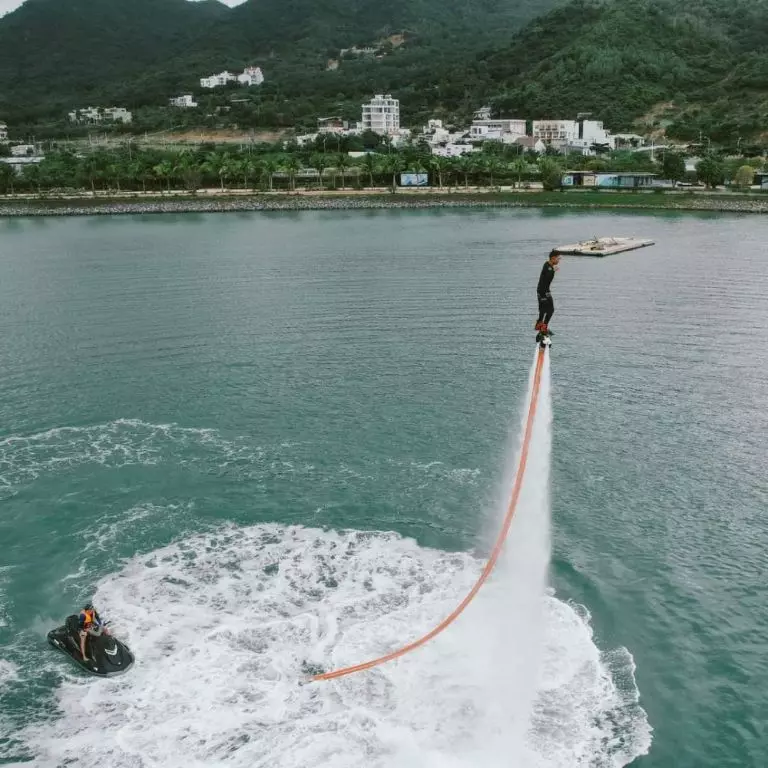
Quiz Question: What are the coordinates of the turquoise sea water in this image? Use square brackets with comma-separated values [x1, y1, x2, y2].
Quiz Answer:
[0, 209, 766, 767]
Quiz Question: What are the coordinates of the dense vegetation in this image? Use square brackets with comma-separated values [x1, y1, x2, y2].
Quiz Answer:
[484, 0, 768, 143]
[0, 0, 558, 127]
[3, 0, 768, 142]
[0, 139, 757, 196]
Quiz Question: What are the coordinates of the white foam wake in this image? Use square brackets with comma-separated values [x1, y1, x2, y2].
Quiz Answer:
[11, 352, 651, 767]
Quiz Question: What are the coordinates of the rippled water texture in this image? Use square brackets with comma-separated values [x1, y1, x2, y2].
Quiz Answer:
[0, 209, 766, 767]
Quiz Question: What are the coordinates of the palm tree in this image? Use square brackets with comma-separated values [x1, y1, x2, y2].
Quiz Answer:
[242, 158, 259, 190]
[486, 156, 504, 188]
[428, 155, 447, 188]
[23, 164, 42, 194]
[153, 161, 174, 192]
[284, 155, 301, 191]
[455, 155, 473, 189]
[261, 157, 278, 191]
[128, 160, 144, 191]
[311, 153, 328, 190]
[336, 153, 351, 189]
[511, 157, 528, 189]
[219, 156, 236, 191]
[384, 154, 405, 191]
[362, 153, 378, 188]
[107, 162, 123, 192]
[176, 151, 201, 191]
[203, 151, 229, 191]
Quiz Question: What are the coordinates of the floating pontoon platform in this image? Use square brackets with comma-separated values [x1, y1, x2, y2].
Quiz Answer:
[555, 237, 655, 257]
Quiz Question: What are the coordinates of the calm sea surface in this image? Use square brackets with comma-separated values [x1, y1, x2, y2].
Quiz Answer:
[0, 208, 766, 767]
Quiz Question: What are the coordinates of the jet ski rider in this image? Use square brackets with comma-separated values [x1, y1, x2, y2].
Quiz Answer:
[78, 603, 109, 661]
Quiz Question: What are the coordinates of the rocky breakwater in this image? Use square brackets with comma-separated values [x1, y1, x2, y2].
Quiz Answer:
[1, 192, 768, 217]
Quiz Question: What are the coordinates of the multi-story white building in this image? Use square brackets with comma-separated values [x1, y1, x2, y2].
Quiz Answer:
[238, 66, 264, 86]
[68, 107, 132, 124]
[0, 121, 8, 143]
[362, 94, 400, 135]
[533, 119, 614, 154]
[470, 118, 526, 142]
[200, 71, 237, 88]
[532, 120, 578, 146]
[169, 94, 198, 108]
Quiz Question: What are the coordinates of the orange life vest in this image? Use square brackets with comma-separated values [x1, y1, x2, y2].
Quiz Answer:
[80, 609, 96, 629]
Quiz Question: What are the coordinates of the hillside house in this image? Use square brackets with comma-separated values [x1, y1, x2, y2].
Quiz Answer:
[533, 119, 615, 154]
[513, 136, 547, 154]
[0, 121, 8, 143]
[317, 117, 346, 134]
[10, 144, 37, 156]
[200, 71, 237, 88]
[238, 67, 264, 86]
[170, 95, 198, 108]
[431, 143, 476, 158]
[470, 118, 526, 142]
[68, 107, 132, 124]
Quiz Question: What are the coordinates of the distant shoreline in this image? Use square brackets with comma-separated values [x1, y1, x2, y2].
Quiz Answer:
[1, 189, 768, 217]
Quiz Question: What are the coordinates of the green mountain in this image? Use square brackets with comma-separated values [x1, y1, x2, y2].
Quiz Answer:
[1, 0, 768, 143]
[479, 0, 768, 141]
[0, 0, 558, 121]
[0, 0, 229, 115]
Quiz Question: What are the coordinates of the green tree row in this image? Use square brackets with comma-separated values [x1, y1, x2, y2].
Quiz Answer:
[0, 145, 761, 196]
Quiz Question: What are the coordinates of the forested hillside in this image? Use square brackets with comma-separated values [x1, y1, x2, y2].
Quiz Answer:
[2, 0, 768, 142]
[0, 0, 559, 120]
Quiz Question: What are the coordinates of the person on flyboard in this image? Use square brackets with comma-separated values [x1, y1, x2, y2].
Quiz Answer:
[535, 250, 560, 346]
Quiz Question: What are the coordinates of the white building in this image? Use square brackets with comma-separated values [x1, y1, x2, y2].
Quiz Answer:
[614, 133, 647, 149]
[474, 106, 492, 120]
[201, 67, 264, 89]
[200, 71, 237, 88]
[431, 143, 477, 158]
[104, 107, 132, 123]
[532, 119, 614, 154]
[533, 120, 578, 146]
[362, 94, 400, 135]
[317, 117, 346, 134]
[169, 94, 198, 108]
[238, 67, 264, 87]
[1, 156, 44, 175]
[470, 118, 526, 142]
[294, 133, 319, 147]
[0, 121, 8, 143]
[10, 144, 37, 157]
[514, 136, 547, 154]
[389, 128, 412, 147]
[68, 107, 132, 124]
[421, 118, 451, 146]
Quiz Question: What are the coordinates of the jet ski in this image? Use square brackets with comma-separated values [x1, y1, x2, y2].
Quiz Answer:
[48, 615, 134, 677]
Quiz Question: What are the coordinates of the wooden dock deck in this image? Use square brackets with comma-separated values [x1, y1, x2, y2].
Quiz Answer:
[556, 237, 655, 257]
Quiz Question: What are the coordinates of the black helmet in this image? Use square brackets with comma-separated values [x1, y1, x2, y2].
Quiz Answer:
[84, 602, 94, 611]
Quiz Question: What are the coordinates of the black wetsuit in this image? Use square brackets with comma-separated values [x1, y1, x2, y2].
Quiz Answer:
[537, 261, 556, 326]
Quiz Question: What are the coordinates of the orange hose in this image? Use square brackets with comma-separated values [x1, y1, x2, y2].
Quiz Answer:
[312, 346, 547, 682]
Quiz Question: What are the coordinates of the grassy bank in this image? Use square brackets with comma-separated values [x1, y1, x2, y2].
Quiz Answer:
[0, 189, 767, 216]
